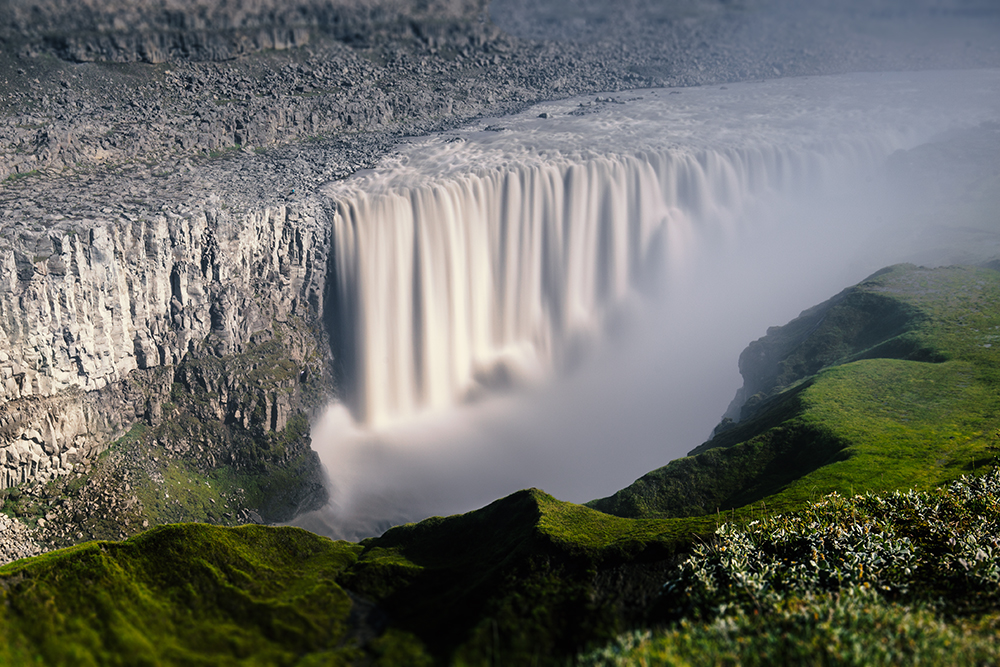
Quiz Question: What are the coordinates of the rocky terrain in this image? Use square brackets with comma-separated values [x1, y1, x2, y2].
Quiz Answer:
[0, 0, 998, 562]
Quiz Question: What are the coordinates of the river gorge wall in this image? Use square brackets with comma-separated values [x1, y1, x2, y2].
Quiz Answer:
[0, 131, 878, 490]
[4, 67, 999, 497]
[0, 201, 332, 490]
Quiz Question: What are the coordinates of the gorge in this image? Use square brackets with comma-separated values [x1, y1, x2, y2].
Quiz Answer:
[299, 69, 1000, 537]
[1, 0, 1000, 663]
[2, 65, 999, 543]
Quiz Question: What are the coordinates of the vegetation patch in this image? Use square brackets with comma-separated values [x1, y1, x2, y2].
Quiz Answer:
[583, 468, 1000, 666]
[4, 264, 999, 664]
[591, 264, 1000, 520]
[0, 524, 380, 666]
[4, 169, 39, 181]
[341, 488, 714, 664]
[23, 321, 329, 549]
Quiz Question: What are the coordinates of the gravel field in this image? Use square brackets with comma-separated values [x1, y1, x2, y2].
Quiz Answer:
[1, 0, 998, 218]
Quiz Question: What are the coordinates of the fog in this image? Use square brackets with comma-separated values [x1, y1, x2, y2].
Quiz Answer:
[294, 69, 1000, 541]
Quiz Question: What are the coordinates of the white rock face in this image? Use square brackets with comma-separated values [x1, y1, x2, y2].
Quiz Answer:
[0, 511, 40, 565]
[0, 202, 332, 488]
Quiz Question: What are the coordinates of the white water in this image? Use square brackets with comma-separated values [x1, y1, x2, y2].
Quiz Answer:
[298, 70, 1000, 540]
[330, 144, 881, 427]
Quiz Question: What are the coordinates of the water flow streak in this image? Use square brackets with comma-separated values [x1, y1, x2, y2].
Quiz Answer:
[330, 141, 889, 427]
[301, 70, 1000, 539]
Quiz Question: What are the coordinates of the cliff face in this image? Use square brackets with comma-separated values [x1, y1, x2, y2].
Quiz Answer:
[0, 201, 332, 491]
[715, 285, 924, 426]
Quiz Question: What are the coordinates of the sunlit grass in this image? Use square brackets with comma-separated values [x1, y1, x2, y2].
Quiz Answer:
[0, 525, 366, 665]
[3, 264, 998, 664]
[583, 469, 1000, 666]
[591, 264, 1000, 520]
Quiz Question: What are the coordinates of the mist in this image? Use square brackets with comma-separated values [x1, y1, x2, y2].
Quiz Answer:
[294, 69, 1000, 541]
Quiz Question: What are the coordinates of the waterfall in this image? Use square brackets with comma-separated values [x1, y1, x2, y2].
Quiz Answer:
[327, 139, 891, 427]
[294, 70, 1000, 540]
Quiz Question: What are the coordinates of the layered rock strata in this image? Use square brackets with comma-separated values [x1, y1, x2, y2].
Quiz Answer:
[0, 201, 331, 490]
[3, 0, 998, 184]
[0, 0, 494, 63]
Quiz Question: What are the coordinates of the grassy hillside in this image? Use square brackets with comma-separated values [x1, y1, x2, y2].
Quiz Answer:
[0, 495, 712, 665]
[0, 524, 373, 666]
[589, 264, 1000, 520]
[1, 263, 998, 664]
[340, 489, 713, 663]
[582, 468, 1000, 666]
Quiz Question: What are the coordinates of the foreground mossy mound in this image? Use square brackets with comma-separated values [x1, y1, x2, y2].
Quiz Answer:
[590, 264, 1000, 519]
[0, 496, 709, 666]
[0, 524, 377, 666]
[341, 488, 714, 663]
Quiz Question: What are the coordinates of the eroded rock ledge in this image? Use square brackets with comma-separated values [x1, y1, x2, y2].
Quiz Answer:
[0, 0, 496, 62]
[0, 200, 331, 489]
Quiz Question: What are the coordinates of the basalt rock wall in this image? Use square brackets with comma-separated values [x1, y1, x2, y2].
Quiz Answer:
[0, 201, 333, 489]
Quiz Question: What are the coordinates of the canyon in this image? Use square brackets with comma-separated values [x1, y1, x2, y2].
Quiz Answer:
[0, 1, 999, 663]
[0, 0, 998, 585]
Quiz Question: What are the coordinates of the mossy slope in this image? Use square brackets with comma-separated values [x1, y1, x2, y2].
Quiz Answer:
[0, 524, 367, 666]
[590, 264, 1000, 519]
[0, 493, 707, 666]
[341, 488, 714, 663]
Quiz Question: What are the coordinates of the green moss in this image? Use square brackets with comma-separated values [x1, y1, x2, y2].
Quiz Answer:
[7, 264, 1000, 665]
[365, 629, 434, 666]
[5, 169, 39, 181]
[339, 489, 711, 664]
[0, 524, 364, 666]
[207, 145, 241, 159]
[592, 265, 1000, 520]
